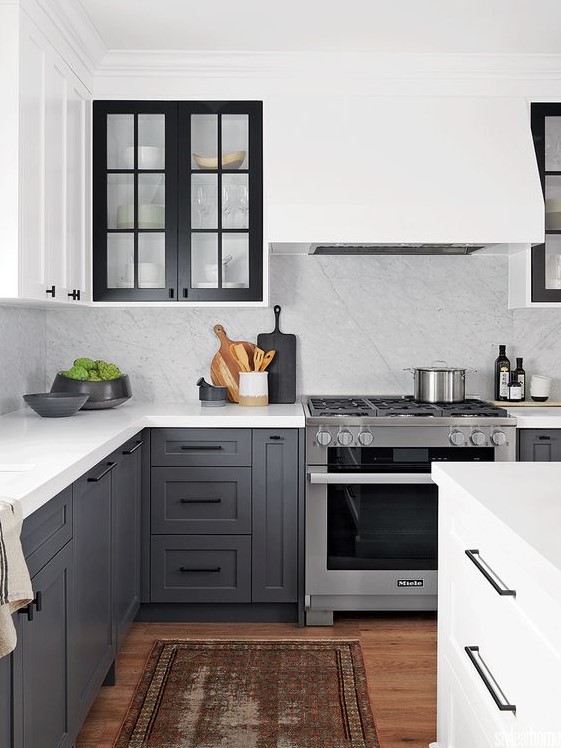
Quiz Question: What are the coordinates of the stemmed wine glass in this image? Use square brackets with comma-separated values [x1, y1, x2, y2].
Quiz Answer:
[196, 185, 211, 226]
[238, 184, 249, 226]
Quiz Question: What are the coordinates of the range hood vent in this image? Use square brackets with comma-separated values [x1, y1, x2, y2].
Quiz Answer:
[309, 243, 485, 256]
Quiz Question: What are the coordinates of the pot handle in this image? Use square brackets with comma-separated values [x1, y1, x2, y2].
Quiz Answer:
[403, 368, 414, 375]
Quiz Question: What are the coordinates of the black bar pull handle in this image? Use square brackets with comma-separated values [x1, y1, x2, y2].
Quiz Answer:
[67, 289, 81, 301]
[46, 285, 56, 297]
[465, 646, 516, 713]
[465, 550, 516, 597]
[180, 566, 221, 573]
[180, 445, 223, 451]
[87, 461, 117, 482]
[34, 591, 42, 612]
[122, 440, 144, 455]
[180, 498, 222, 504]
[538, 435, 551, 440]
[269, 435, 283, 440]
[19, 592, 42, 621]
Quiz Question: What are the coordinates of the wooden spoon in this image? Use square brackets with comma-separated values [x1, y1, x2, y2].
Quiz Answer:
[231, 343, 251, 372]
[260, 349, 276, 372]
[253, 347, 265, 372]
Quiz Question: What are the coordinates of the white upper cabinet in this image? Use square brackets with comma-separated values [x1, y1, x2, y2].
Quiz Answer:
[0, 5, 91, 304]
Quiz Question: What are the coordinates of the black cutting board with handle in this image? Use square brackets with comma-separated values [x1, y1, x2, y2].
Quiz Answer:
[257, 305, 296, 404]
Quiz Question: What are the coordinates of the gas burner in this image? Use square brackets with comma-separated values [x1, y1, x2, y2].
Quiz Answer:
[306, 396, 510, 420]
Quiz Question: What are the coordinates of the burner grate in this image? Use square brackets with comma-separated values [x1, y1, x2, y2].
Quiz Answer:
[307, 396, 509, 419]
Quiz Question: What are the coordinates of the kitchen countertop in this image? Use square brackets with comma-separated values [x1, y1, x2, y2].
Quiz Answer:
[505, 406, 561, 428]
[433, 462, 561, 573]
[0, 401, 305, 519]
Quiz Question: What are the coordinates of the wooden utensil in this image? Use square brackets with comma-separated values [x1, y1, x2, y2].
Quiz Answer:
[231, 343, 251, 372]
[257, 305, 297, 402]
[260, 349, 276, 372]
[210, 324, 256, 402]
[253, 347, 265, 372]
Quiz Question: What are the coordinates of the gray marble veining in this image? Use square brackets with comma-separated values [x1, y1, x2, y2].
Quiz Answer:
[0, 307, 46, 415]
[44, 253, 561, 402]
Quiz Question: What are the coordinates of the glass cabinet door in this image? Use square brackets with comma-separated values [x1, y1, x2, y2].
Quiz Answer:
[93, 103, 178, 300]
[531, 105, 561, 302]
[178, 102, 263, 301]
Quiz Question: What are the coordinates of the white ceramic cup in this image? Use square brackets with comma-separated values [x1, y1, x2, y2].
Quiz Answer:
[530, 375, 552, 401]
[238, 372, 268, 407]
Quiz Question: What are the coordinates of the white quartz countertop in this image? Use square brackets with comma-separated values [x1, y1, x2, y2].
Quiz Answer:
[505, 407, 561, 428]
[432, 462, 561, 573]
[0, 401, 305, 518]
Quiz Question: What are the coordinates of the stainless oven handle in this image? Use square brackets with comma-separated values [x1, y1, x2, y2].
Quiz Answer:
[307, 472, 434, 485]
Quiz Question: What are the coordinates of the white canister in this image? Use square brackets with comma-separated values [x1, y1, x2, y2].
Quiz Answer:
[238, 372, 268, 407]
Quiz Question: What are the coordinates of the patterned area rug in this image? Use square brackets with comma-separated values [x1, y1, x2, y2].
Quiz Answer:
[114, 639, 379, 748]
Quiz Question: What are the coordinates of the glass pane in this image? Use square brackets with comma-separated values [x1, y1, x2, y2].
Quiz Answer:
[138, 233, 165, 288]
[138, 174, 165, 229]
[108, 174, 134, 230]
[191, 233, 218, 288]
[545, 117, 561, 171]
[107, 233, 134, 289]
[191, 174, 217, 229]
[191, 114, 218, 170]
[107, 114, 134, 169]
[221, 114, 248, 169]
[222, 174, 249, 229]
[222, 233, 249, 289]
[545, 175, 561, 230]
[545, 236, 561, 290]
[138, 114, 165, 169]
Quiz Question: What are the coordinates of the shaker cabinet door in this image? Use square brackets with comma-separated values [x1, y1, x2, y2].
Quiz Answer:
[251, 430, 299, 603]
[72, 465, 115, 728]
[15, 541, 74, 748]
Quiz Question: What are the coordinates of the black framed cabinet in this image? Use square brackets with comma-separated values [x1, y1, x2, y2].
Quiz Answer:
[531, 104, 561, 302]
[93, 101, 263, 302]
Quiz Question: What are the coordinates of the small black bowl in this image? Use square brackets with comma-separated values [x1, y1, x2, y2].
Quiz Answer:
[24, 392, 89, 418]
[50, 373, 132, 409]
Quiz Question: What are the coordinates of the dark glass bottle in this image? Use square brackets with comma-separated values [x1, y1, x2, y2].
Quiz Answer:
[494, 345, 510, 401]
[513, 357, 526, 400]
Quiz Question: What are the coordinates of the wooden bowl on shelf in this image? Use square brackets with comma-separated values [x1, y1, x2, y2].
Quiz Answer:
[193, 150, 246, 170]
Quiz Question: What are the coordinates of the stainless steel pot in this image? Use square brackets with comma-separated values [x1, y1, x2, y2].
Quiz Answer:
[404, 361, 476, 403]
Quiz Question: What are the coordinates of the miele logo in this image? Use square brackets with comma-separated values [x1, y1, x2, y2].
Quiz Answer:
[397, 579, 424, 588]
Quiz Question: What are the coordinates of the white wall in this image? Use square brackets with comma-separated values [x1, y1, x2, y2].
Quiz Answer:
[44, 253, 561, 402]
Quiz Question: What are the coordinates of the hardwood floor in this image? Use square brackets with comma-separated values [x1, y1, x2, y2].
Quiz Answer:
[76, 613, 437, 748]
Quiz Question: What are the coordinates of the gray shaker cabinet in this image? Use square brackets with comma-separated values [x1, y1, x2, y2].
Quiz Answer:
[14, 541, 74, 748]
[113, 438, 143, 650]
[72, 462, 115, 729]
[252, 430, 299, 603]
[0, 652, 12, 748]
[519, 429, 561, 461]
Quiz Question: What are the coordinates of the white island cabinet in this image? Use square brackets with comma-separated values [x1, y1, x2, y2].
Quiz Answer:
[431, 463, 561, 748]
[0, 2, 91, 304]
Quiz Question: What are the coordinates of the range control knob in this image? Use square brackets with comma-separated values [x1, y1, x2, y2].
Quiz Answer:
[491, 430, 507, 446]
[470, 430, 486, 446]
[358, 431, 374, 446]
[316, 430, 333, 447]
[337, 430, 354, 446]
[449, 430, 465, 447]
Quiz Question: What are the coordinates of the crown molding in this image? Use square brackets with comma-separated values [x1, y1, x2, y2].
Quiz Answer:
[24, 0, 106, 81]
[95, 50, 561, 81]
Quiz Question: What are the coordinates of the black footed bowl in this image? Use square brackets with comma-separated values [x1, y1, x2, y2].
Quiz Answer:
[50, 374, 132, 410]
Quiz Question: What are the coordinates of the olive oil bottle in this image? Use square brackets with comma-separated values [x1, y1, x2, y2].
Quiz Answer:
[494, 345, 510, 401]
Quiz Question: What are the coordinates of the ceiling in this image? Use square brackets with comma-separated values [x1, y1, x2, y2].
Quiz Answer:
[78, 0, 561, 54]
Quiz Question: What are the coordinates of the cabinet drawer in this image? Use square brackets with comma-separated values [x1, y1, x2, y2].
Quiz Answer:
[151, 467, 251, 534]
[151, 429, 251, 467]
[150, 535, 251, 603]
[21, 486, 72, 578]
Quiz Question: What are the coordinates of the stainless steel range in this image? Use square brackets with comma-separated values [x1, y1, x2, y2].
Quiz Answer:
[304, 396, 516, 625]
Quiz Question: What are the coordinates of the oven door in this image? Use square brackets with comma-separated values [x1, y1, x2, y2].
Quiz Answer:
[306, 467, 438, 609]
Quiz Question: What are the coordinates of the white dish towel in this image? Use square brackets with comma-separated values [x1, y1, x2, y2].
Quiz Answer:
[0, 500, 33, 659]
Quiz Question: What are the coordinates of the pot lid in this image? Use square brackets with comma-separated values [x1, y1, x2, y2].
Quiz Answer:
[415, 366, 466, 372]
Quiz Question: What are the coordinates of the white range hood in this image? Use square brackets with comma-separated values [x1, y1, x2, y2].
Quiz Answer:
[266, 96, 544, 253]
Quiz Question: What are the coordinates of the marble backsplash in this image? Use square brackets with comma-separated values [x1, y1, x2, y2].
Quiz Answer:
[0, 307, 46, 415]
[44, 254, 561, 403]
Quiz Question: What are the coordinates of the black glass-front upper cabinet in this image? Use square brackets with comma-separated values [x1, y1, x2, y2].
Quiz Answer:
[93, 101, 263, 302]
[531, 104, 561, 302]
